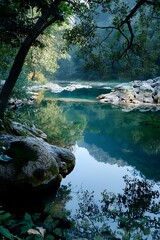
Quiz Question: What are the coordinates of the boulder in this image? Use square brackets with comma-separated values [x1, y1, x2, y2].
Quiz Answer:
[98, 92, 120, 104]
[0, 122, 75, 193]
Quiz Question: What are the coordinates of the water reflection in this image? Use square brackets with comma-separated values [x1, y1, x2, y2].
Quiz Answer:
[4, 87, 159, 240]
[64, 144, 132, 194]
[70, 175, 160, 240]
[19, 93, 160, 181]
[63, 144, 135, 214]
[57, 101, 160, 181]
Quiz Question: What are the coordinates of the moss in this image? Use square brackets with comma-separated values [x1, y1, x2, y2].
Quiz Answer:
[49, 164, 59, 176]
[32, 169, 47, 186]
[7, 141, 38, 173]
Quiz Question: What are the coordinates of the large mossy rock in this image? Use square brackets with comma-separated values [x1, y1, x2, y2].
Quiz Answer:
[0, 121, 75, 192]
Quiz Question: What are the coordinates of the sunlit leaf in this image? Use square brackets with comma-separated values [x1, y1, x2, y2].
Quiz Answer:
[27, 228, 41, 235]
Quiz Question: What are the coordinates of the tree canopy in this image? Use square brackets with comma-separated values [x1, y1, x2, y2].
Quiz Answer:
[0, 0, 66, 118]
[65, 0, 160, 79]
[0, 0, 160, 118]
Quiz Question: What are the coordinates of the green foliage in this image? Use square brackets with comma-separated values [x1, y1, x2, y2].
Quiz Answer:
[1, 0, 160, 86]
[0, 0, 70, 46]
[25, 24, 70, 82]
[0, 1, 70, 83]
[0, 44, 16, 80]
[65, 0, 160, 80]
[11, 76, 33, 100]
[20, 213, 34, 234]
[0, 185, 72, 239]
[0, 209, 44, 239]
[0, 226, 14, 239]
[15, 97, 86, 147]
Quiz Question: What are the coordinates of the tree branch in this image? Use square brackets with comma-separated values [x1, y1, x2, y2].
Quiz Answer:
[98, 29, 114, 46]
[146, 0, 156, 5]
[120, 0, 148, 26]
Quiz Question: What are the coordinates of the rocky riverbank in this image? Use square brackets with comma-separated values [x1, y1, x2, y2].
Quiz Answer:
[97, 77, 160, 111]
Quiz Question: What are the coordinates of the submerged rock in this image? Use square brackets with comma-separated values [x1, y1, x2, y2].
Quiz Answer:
[97, 77, 160, 111]
[0, 121, 75, 193]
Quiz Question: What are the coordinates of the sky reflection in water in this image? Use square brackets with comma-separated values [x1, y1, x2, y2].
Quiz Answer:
[63, 143, 137, 213]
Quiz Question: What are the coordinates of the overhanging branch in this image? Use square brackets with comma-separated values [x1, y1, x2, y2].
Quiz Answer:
[120, 0, 148, 26]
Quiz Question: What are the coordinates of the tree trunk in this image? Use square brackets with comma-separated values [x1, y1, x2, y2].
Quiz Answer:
[0, 37, 34, 119]
[0, 9, 62, 119]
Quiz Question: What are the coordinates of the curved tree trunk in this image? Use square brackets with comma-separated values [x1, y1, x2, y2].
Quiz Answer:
[0, 8, 63, 119]
[0, 37, 34, 119]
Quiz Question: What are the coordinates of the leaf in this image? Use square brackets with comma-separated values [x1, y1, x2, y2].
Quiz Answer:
[0, 210, 6, 214]
[24, 213, 32, 221]
[143, 227, 150, 235]
[94, 235, 104, 240]
[27, 228, 41, 235]
[20, 213, 34, 234]
[0, 225, 14, 239]
[0, 212, 12, 221]
[53, 228, 62, 237]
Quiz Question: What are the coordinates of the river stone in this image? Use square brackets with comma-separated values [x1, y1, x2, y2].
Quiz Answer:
[97, 77, 160, 111]
[28, 82, 92, 93]
[139, 83, 154, 92]
[0, 134, 75, 192]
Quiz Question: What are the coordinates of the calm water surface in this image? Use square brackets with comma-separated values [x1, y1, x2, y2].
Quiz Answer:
[55, 98, 160, 213]
[12, 82, 160, 238]
[30, 82, 160, 203]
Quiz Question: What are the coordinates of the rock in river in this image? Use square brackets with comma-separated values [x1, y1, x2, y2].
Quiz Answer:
[97, 77, 160, 111]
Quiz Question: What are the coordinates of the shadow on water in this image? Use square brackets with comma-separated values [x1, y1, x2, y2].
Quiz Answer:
[0, 181, 61, 214]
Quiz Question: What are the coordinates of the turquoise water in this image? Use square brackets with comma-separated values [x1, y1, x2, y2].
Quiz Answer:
[44, 86, 111, 100]
[12, 83, 160, 238]
[55, 100, 160, 181]
[42, 83, 160, 199]
[22, 84, 160, 184]
[56, 100, 160, 215]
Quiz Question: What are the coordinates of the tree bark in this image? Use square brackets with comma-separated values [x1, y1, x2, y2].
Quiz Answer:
[0, 37, 34, 119]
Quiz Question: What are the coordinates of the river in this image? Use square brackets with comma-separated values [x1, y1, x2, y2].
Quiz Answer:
[14, 80, 160, 239]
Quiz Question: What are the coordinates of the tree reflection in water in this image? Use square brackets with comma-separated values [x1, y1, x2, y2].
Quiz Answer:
[70, 176, 160, 240]
[0, 178, 159, 239]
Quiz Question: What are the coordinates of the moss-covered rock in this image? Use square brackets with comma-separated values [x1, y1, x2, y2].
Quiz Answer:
[0, 121, 75, 192]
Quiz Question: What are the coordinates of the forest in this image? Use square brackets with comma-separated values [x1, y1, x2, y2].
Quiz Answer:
[0, 0, 160, 239]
